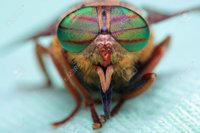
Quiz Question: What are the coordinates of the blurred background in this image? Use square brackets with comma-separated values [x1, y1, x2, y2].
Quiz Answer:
[0, 0, 200, 133]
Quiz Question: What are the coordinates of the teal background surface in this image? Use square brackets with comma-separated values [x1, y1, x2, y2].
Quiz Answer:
[0, 0, 200, 133]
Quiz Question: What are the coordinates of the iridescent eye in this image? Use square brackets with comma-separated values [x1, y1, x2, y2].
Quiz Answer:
[110, 7, 150, 52]
[57, 7, 99, 52]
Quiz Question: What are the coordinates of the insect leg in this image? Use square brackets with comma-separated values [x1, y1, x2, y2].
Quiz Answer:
[90, 103, 102, 129]
[46, 49, 82, 128]
[131, 36, 171, 82]
[35, 41, 52, 87]
[110, 100, 125, 117]
[61, 50, 101, 129]
[110, 36, 170, 116]
[110, 73, 156, 117]
[122, 73, 156, 100]
[62, 51, 102, 128]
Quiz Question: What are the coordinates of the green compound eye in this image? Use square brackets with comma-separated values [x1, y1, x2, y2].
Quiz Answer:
[110, 7, 150, 52]
[57, 7, 99, 52]
[57, 6, 150, 53]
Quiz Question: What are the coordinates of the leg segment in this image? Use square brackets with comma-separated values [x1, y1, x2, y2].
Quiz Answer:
[110, 36, 171, 116]
[61, 50, 102, 129]
[50, 50, 82, 128]
[132, 36, 171, 82]
[35, 43, 82, 127]
[90, 103, 102, 129]
[35, 41, 52, 87]
[110, 73, 156, 117]
[111, 100, 125, 116]
[122, 73, 156, 100]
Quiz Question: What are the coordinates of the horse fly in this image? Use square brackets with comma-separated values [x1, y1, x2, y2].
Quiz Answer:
[13, 0, 200, 130]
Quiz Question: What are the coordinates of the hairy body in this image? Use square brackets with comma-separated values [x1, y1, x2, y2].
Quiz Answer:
[51, 32, 153, 93]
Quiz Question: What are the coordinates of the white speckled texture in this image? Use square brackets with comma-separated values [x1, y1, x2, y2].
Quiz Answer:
[0, 0, 200, 133]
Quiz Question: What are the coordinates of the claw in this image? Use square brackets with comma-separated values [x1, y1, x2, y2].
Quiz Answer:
[92, 122, 102, 129]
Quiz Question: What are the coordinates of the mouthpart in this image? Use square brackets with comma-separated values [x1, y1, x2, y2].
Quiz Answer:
[96, 65, 114, 119]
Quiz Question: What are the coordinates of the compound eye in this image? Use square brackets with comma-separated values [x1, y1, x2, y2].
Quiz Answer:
[57, 7, 99, 52]
[110, 7, 150, 52]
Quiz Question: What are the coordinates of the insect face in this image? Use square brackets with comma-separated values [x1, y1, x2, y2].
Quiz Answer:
[57, 5, 151, 85]
[56, 3, 151, 122]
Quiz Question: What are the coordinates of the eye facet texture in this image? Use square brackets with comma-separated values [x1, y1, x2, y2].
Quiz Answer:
[57, 7, 99, 52]
[57, 6, 150, 52]
[110, 7, 150, 52]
